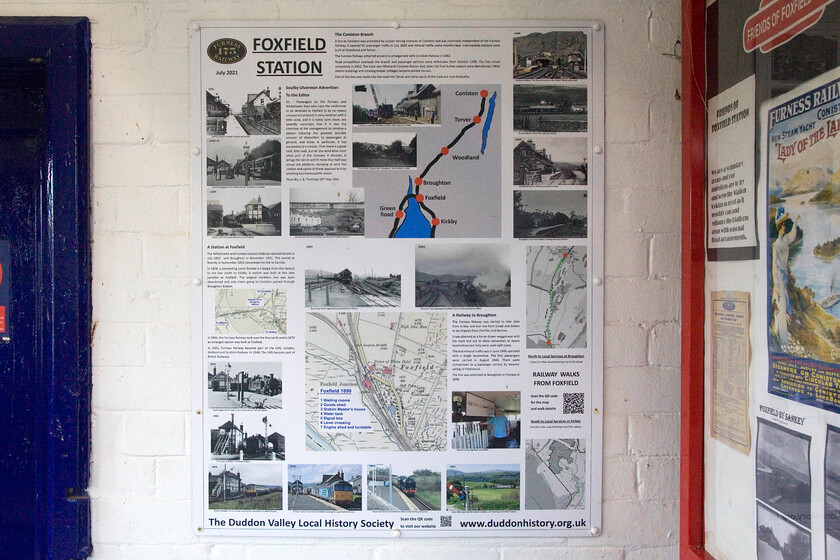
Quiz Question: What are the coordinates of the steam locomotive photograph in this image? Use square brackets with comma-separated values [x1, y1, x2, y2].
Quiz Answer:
[366, 464, 440, 511]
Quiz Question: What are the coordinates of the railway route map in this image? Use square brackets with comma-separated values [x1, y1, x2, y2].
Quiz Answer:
[525, 439, 586, 510]
[361, 85, 501, 239]
[526, 246, 587, 348]
[214, 289, 287, 335]
[305, 311, 447, 451]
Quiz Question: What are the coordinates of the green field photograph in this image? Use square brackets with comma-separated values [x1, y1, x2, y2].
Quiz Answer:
[446, 464, 520, 512]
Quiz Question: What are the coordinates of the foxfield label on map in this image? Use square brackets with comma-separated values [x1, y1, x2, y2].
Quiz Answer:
[190, 20, 605, 537]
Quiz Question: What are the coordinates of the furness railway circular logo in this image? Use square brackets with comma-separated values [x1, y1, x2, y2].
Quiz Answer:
[207, 38, 247, 64]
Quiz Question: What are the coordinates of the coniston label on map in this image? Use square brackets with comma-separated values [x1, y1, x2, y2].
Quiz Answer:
[191, 20, 604, 537]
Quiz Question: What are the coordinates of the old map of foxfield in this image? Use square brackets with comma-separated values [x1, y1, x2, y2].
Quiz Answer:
[305, 312, 447, 451]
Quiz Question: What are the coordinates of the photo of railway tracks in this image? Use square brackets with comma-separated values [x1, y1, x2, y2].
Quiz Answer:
[415, 243, 510, 308]
[205, 86, 282, 136]
[513, 136, 587, 186]
[513, 189, 587, 239]
[367, 464, 440, 511]
[208, 462, 284, 510]
[305, 267, 400, 307]
[287, 465, 362, 512]
[513, 31, 587, 80]
[513, 84, 588, 133]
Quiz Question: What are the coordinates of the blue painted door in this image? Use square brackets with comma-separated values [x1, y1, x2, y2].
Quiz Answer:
[0, 59, 47, 559]
[0, 18, 91, 559]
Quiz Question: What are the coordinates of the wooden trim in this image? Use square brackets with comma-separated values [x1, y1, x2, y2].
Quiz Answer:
[680, 0, 712, 558]
[0, 17, 92, 559]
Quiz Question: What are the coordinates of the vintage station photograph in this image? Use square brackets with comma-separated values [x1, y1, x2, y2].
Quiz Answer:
[305, 266, 400, 308]
[287, 464, 363, 512]
[209, 412, 285, 461]
[289, 186, 364, 236]
[366, 464, 441, 511]
[756, 419, 811, 529]
[352, 132, 417, 168]
[757, 501, 811, 560]
[446, 464, 520, 512]
[206, 137, 281, 186]
[513, 136, 587, 186]
[451, 391, 521, 450]
[206, 86, 282, 136]
[513, 30, 587, 80]
[352, 83, 442, 125]
[827, 425, 840, 557]
[513, 84, 588, 133]
[208, 462, 284, 511]
[207, 188, 281, 237]
[207, 361, 282, 410]
[415, 243, 511, 307]
[513, 189, 588, 239]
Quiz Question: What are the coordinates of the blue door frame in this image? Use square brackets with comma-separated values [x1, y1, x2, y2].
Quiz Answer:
[0, 18, 91, 559]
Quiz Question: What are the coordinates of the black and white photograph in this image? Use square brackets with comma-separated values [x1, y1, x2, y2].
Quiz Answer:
[513, 189, 588, 239]
[206, 85, 281, 136]
[305, 259, 400, 308]
[207, 188, 281, 237]
[756, 418, 812, 528]
[513, 137, 587, 186]
[210, 412, 285, 461]
[288, 464, 362, 511]
[207, 361, 282, 410]
[513, 84, 588, 133]
[208, 462, 284, 511]
[415, 243, 510, 307]
[352, 132, 417, 168]
[757, 501, 811, 560]
[513, 31, 587, 80]
[207, 137, 281, 186]
[451, 391, 521, 450]
[289, 187, 364, 237]
[353, 84, 441, 125]
[826, 425, 840, 548]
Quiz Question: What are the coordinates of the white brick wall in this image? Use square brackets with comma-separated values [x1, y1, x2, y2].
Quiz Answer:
[2, 0, 682, 557]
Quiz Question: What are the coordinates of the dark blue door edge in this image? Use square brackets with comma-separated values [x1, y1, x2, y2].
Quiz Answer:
[0, 18, 92, 559]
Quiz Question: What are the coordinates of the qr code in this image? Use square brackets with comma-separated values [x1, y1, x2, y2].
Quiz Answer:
[440, 515, 452, 527]
[563, 392, 585, 414]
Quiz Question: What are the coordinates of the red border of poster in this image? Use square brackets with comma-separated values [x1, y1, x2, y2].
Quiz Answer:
[681, 0, 713, 558]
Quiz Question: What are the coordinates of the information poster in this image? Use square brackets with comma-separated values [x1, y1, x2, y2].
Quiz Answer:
[707, 75, 758, 260]
[190, 21, 604, 537]
[766, 68, 840, 415]
[710, 291, 751, 454]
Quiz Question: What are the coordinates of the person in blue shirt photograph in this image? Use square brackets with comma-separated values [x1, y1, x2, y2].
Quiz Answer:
[487, 407, 511, 448]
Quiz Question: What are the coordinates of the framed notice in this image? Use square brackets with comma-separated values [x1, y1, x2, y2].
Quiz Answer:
[190, 20, 605, 537]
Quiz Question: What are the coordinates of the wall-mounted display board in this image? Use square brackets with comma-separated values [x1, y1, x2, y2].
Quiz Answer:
[681, 1, 840, 559]
[189, 21, 604, 537]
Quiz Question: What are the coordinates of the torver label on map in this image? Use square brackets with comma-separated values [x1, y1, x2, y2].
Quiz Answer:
[191, 20, 604, 537]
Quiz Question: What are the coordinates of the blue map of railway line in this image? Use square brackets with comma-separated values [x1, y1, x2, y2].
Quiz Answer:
[383, 88, 499, 239]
